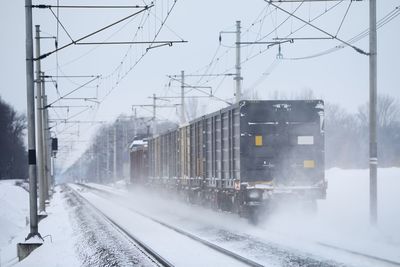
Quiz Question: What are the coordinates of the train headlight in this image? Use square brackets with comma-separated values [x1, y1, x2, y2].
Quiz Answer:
[247, 189, 262, 200]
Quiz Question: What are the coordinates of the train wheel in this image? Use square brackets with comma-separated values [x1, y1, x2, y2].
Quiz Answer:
[248, 207, 259, 225]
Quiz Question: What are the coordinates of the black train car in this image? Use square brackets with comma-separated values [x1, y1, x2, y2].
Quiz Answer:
[130, 100, 326, 219]
[129, 139, 149, 183]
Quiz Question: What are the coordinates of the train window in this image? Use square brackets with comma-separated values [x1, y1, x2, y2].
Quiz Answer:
[255, 135, 263, 146]
[298, 136, 314, 145]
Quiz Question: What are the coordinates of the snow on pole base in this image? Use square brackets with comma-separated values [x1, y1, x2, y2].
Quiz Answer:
[17, 236, 43, 261]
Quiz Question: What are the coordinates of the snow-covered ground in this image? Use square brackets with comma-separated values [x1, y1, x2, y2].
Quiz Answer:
[80, 168, 400, 266]
[264, 168, 400, 262]
[0, 182, 80, 267]
[0, 180, 29, 257]
[1, 168, 399, 266]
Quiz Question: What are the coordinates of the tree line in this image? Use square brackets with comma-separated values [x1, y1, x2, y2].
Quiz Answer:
[325, 94, 400, 168]
[0, 97, 28, 180]
[267, 89, 400, 168]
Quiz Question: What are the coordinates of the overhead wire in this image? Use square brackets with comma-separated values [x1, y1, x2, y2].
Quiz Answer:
[265, 0, 369, 55]
[97, 0, 180, 104]
[285, 4, 400, 60]
[175, 0, 352, 106]
[49, 0, 180, 146]
[193, 0, 347, 89]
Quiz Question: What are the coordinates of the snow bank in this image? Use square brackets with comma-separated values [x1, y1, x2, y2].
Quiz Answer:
[0, 184, 80, 267]
[0, 180, 29, 248]
[15, 187, 80, 267]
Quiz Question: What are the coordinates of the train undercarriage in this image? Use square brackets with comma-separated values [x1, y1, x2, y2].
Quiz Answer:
[140, 178, 326, 224]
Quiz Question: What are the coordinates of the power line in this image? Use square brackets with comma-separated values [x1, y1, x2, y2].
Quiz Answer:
[264, 0, 369, 55]
[191, 0, 349, 90]
[32, 5, 149, 9]
[98, 0, 182, 103]
[285, 4, 400, 60]
[46, 77, 99, 108]
[75, 40, 187, 46]
[36, 5, 153, 60]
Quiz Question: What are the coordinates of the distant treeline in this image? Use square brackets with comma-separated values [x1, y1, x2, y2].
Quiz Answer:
[325, 94, 400, 168]
[267, 89, 400, 168]
[63, 116, 176, 183]
[0, 97, 27, 180]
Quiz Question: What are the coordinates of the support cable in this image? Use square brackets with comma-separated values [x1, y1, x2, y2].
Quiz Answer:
[32, 5, 149, 9]
[46, 77, 99, 108]
[264, 0, 369, 55]
[48, 7, 74, 43]
[335, 0, 352, 37]
[36, 5, 153, 60]
[286, 4, 400, 60]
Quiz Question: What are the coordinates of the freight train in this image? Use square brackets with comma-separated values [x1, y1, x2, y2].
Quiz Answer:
[130, 100, 327, 222]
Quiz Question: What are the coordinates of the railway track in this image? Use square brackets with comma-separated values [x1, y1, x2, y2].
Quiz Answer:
[75, 183, 400, 267]
[71, 184, 264, 267]
[68, 185, 174, 267]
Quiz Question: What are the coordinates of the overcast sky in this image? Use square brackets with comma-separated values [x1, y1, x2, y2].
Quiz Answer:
[0, 0, 399, 169]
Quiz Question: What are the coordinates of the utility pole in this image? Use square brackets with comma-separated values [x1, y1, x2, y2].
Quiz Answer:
[132, 94, 178, 136]
[180, 71, 185, 124]
[24, 0, 40, 240]
[41, 82, 51, 200]
[35, 25, 46, 214]
[235, 20, 242, 103]
[45, 96, 52, 191]
[153, 94, 157, 134]
[369, 0, 378, 225]
[219, 21, 243, 102]
[106, 128, 110, 178]
[114, 121, 118, 182]
[41, 74, 50, 200]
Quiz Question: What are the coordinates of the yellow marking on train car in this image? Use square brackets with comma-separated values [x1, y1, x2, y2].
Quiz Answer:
[255, 135, 263, 146]
[304, 160, 315, 168]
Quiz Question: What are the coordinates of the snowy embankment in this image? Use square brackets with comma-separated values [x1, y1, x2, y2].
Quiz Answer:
[0, 180, 29, 249]
[0, 182, 80, 267]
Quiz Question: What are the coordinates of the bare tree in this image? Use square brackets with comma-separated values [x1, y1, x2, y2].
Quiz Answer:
[357, 94, 400, 128]
[293, 88, 316, 100]
[268, 88, 316, 100]
[325, 103, 365, 168]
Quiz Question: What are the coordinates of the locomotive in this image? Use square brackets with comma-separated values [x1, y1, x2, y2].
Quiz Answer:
[130, 100, 326, 221]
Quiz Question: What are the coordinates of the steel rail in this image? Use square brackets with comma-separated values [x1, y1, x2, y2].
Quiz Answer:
[68, 185, 174, 267]
[78, 183, 400, 267]
[76, 183, 265, 267]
